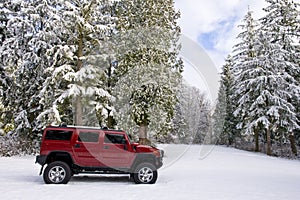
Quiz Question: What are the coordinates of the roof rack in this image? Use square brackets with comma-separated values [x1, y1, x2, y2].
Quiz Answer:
[47, 124, 123, 132]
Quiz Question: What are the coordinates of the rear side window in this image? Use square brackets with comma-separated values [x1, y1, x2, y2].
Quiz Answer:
[45, 130, 73, 141]
[78, 132, 99, 143]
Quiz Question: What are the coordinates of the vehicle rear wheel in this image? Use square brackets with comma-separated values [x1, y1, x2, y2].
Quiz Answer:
[133, 163, 157, 184]
[43, 161, 71, 184]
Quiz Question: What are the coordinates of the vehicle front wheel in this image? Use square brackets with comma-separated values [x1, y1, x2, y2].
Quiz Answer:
[43, 161, 71, 184]
[133, 163, 157, 184]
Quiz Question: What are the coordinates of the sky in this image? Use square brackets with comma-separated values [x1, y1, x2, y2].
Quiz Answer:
[174, 0, 268, 68]
[174, 0, 269, 99]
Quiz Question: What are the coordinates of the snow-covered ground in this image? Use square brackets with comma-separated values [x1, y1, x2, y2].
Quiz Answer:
[1, 145, 300, 200]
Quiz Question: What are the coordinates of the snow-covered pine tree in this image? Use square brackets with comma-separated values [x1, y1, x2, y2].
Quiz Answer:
[113, 0, 183, 144]
[181, 84, 211, 144]
[0, 0, 118, 154]
[38, 0, 117, 127]
[169, 82, 211, 144]
[213, 55, 238, 146]
[233, 5, 299, 156]
[295, 44, 300, 150]
[0, 0, 9, 46]
[93, 60, 117, 129]
[169, 97, 188, 143]
[260, 0, 300, 155]
[0, 99, 4, 134]
[0, 0, 18, 125]
[0, 0, 59, 154]
[0, 0, 10, 129]
[232, 9, 263, 152]
[212, 79, 226, 145]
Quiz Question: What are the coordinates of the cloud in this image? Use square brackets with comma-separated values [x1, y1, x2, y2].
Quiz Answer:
[174, 0, 268, 68]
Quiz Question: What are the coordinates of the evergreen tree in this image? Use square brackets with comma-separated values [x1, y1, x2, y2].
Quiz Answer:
[173, 83, 211, 144]
[212, 80, 226, 145]
[170, 101, 188, 143]
[232, 9, 263, 152]
[113, 0, 183, 143]
[38, 0, 117, 127]
[214, 55, 237, 146]
[0, 0, 118, 154]
[0, 0, 18, 124]
[260, 0, 300, 155]
[233, 4, 299, 156]
[0, 0, 56, 150]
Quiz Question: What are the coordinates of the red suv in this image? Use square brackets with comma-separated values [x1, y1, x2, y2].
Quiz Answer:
[36, 125, 164, 184]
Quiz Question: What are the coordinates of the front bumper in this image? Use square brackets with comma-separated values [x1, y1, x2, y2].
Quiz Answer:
[156, 150, 164, 169]
[156, 157, 163, 169]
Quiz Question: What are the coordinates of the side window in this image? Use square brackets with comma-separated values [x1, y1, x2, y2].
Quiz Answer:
[45, 130, 73, 141]
[104, 134, 126, 144]
[78, 132, 99, 143]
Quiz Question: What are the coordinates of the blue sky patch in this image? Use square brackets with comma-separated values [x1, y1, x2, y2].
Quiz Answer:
[197, 32, 217, 51]
[197, 16, 238, 51]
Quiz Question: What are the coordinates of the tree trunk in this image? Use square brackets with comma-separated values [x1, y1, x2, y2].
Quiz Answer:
[138, 119, 149, 145]
[289, 134, 298, 156]
[266, 128, 272, 156]
[74, 97, 83, 126]
[254, 127, 260, 152]
[106, 59, 114, 129]
[107, 113, 114, 129]
[74, 32, 83, 126]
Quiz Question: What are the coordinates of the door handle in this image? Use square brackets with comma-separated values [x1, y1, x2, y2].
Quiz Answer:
[74, 143, 80, 148]
[104, 146, 109, 149]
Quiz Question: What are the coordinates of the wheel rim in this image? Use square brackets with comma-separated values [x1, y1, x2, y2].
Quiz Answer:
[138, 167, 154, 183]
[48, 166, 66, 183]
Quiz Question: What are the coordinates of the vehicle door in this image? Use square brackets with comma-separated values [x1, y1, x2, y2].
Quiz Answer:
[72, 129, 103, 167]
[101, 132, 134, 168]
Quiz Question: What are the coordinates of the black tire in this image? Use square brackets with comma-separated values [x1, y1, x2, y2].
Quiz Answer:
[133, 163, 158, 184]
[43, 161, 71, 184]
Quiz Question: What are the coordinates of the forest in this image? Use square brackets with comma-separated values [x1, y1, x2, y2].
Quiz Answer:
[214, 0, 300, 158]
[0, 0, 299, 158]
